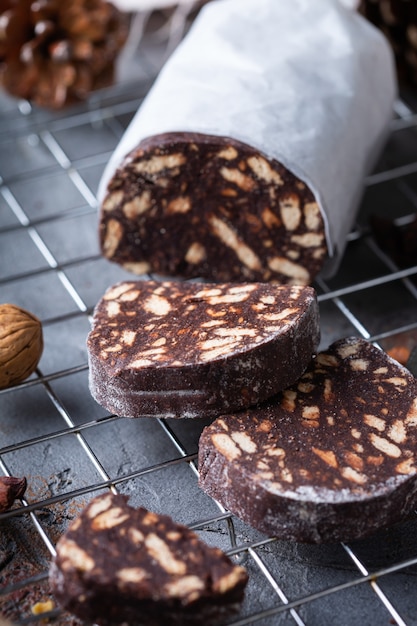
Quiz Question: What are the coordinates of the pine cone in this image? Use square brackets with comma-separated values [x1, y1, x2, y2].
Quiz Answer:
[0, 0, 128, 108]
[359, 0, 417, 86]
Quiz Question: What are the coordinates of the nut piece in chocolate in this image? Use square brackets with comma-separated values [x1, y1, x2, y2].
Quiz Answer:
[99, 133, 328, 285]
[87, 279, 320, 418]
[49, 493, 248, 626]
[199, 337, 417, 543]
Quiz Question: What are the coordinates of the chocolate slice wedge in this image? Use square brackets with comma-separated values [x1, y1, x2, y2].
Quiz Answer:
[87, 280, 319, 419]
[198, 337, 417, 543]
[49, 493, 248, 626]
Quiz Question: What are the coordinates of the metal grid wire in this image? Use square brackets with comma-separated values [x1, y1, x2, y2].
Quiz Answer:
[1, 41, 417, 626]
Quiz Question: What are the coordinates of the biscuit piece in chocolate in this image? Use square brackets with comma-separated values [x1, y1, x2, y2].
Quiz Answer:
[49, 493, 248, 626]
[198, 337, 417, 543]
[99, 133, 327, 285]
[87, 280, 319, 418]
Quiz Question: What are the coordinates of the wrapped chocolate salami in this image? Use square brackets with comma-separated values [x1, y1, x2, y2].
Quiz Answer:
[98, 0, 396, 285]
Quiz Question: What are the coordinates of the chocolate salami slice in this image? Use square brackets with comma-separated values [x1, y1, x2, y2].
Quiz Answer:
[99, 133, 327, 285]
[198, 337, 417, 543]
[49, 493, 248, 626]
[87, 280, 319, 418]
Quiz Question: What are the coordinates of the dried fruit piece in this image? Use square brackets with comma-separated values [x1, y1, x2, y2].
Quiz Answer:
[0, 0, 128, 108]
[49, 493, 248, 625]
[199, 337, 417, 543]
[387, 345, 411, 366]
[0, 476, 27, 512]
[0, 303, 43, 389]
[31, 599, 55, 616]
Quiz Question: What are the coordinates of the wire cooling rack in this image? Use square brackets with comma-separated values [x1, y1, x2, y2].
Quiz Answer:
[1, 32, 417, 626]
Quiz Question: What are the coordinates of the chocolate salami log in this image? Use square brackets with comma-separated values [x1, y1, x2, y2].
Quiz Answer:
[198, 337, 417, 543]
[87, 280, 319, 418]
[49, 493, 248, 626]
[98, 0, 396, 285]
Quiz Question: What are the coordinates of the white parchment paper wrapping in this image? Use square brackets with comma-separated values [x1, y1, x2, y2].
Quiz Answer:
[111, 0, 358, 12]
[99, 0, 396, 276]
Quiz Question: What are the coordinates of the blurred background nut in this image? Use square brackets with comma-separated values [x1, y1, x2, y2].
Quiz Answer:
[359, 0, 417, 86]
[0, 0, 128, 109]
[0, 303, 43, 389]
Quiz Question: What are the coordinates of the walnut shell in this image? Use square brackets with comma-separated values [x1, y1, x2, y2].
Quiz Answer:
[0, 303, 43, 389]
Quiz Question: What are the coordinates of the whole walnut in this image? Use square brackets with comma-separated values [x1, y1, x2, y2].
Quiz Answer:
[0, 303, 43, 389]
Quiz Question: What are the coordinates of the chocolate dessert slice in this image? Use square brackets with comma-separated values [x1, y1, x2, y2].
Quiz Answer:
[49, 493, 248, 625]
[87, 280, 319, 419]
[199, 337, 417, 542]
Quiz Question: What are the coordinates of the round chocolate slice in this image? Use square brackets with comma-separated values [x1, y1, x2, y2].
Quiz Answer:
[87, 280, 319, 419]
[49, 493, 248, 625]
[198, 337, 417, 543]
